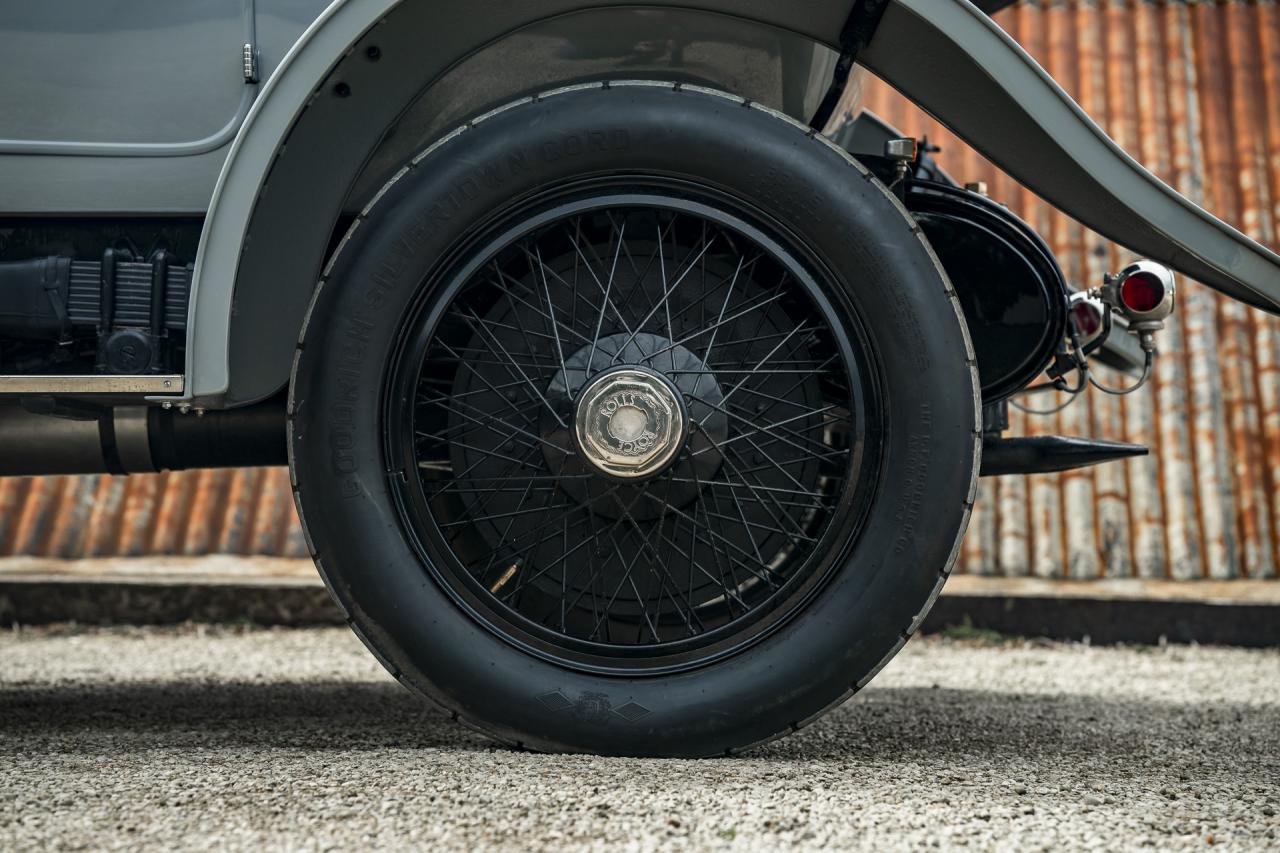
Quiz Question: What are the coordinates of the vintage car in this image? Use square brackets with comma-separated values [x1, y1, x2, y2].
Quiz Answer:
[1, 0, 1277, 756]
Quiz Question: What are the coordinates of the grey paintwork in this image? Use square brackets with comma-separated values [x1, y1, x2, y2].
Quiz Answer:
[1, 0, 1277, 407]
[0, 0, 254, 158]
[0, 0, 330, 213]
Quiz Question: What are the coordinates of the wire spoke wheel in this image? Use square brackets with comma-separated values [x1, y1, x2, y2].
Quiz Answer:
[387, 191, 882, 673]
[293, 83, 978, 754]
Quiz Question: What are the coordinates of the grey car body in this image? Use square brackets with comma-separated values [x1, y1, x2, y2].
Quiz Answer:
[2, 0, 1277, 409]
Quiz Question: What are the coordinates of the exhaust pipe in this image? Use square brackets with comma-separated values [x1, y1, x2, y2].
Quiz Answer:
[0, 395, 286, 476]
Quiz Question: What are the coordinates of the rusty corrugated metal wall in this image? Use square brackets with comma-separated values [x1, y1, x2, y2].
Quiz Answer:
[863, 0, 1280, 580]
[2, 0, 1278, 580]
[0, 469, 308, 558]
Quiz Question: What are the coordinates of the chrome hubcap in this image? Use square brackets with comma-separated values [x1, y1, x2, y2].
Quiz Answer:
[574, 367, 686, 479]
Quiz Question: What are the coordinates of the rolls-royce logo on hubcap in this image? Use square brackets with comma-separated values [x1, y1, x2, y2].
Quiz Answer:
[575, 369, 685, 479]
[599, 391, 658, 456]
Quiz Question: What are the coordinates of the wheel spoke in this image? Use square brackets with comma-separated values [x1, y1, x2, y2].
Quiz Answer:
[610, 227, 714, 362]
[395, 201, 868, 658]
[418, 387, 563, 455]
[687, 395, 844, 461]
[457, 308, 568, 428]
[578, 219, 631, 370]
[642, 288, 788, 364]
[534, 246, 571, 391]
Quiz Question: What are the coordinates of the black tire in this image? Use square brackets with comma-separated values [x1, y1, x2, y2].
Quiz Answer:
[290, 82, 979, 757]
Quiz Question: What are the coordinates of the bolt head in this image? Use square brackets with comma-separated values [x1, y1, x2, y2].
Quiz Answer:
[884, 137, 917, 162]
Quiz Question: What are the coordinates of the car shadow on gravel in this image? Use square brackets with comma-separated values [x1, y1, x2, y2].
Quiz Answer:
[756, 688, 1279, 777]
[2, 681, 1277, 776]
[0, 681, 489, 752]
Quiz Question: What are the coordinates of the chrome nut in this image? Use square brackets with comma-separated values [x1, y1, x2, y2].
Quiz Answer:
[574, 369, 685, 479]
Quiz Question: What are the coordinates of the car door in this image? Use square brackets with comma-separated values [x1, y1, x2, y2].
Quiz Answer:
[0, 0, 251, 156]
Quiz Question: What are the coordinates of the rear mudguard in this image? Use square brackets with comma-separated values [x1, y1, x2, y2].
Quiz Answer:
[183, 0, 1280, 407]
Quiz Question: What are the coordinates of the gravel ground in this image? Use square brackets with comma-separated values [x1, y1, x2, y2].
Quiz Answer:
[1, 626, 1277, 851]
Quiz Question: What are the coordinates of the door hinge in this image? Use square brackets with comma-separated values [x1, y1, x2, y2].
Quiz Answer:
[242, 43, 259, 84]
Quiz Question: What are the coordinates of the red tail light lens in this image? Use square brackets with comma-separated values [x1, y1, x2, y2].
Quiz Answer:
[1120, 272, 1165, 314]
[1071, 301, 1102, 337]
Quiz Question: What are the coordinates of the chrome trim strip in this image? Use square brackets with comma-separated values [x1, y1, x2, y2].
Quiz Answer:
[0, 375, 184, 394]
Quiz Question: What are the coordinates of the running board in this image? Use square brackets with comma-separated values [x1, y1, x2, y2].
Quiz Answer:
[980, 435, 1147, 477]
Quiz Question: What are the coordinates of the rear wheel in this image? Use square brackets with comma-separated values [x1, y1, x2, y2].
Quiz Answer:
[290, 83, 979, 756]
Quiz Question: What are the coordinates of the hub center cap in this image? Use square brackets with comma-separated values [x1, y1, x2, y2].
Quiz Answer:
[574, 368, 686, 479]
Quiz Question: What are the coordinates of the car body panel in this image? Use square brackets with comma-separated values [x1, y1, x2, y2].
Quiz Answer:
[0, 0, 330, 214]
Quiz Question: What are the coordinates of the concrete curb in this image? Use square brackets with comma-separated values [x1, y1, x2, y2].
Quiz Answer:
[2, 558, 1278, 645]
[0, 556, 337, 627]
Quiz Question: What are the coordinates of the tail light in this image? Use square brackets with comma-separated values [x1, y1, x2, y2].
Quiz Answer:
[1044, 261, 1176, 399]
[1112, 261, 1175, 325]
[1067, 291, 1109, 350]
